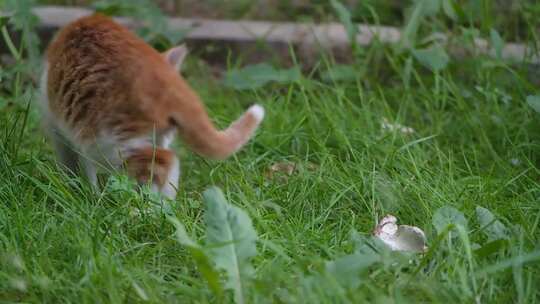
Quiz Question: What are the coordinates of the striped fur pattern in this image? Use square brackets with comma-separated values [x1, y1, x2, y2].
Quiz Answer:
[40, 14, 264, 199]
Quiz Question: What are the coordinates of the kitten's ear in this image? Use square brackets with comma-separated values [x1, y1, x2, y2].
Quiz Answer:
[163, 44, 188, 71]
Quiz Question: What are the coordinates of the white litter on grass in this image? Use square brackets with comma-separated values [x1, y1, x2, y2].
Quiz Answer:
[9, 277, 27, 292]
[373, 214, 427, 253]
[381, 117, 415, 134]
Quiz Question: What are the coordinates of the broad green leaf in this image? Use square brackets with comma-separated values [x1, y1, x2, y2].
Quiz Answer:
[442, 0, 457, 20]
[526, 95, 540, 113]
[401, 0, 441, 47]
[204, 187, 257, 304]
[477, 250, 540, 276]
[330, 0, 357, 48]
[325, 253, 380, 289]
[455, 224, 475, 274]
[401, 1, 425, 48]
[403, 56, 414, 88]
[374, 173, 400, 212]
[461, 27, 481, 48]
[0, 13, 11, 27]
[321, 65, 359, 82]
[168, 217, 223, 296]
[131, 281, 149, 301]
[490, 29, 504, 59]
[105, 175, 138, 194]
[412, 44, 449, 72]
[421, 0, 442, 16]
[3, 0, 40, 60]
[476, 206, 510, 241]
[223, 63, 300, 90]
[162, 29, 187, 45]
[432, 206, 467, 235]
[350, 230, 387, 255]
[92, 1, 134, 15]
[474, 239, 508, 258]
[92, 0, 159, 18]
[1, 24, 22, 61]
[93, 0, 182, 46]
[169, 217, 199, 248]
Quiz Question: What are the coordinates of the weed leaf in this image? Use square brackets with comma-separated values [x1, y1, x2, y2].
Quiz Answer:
[413, 44, 449, 72]
[3, 0, 40, 60]
[93, 0, 183, 46]
[403, 56, 414, 87]
[0, 13, 11, 27]
[421, 0, 442, 17]
[223, 63, 300, 90]
[526, 95, 540, 113]
[351, 230, 388, 255]
[401, 1, 425, 48]
[321, 65, 359, 82]
[330, 0, 357, 50]
[442, 0, 457, 20]
[432, 206, 467, 235]
[401, 0, 440, 47]
[204, 187, 257, 304]
[476, 206, 510, 241]
[168, 217, 223, 296]
[325, 253, 380, 289]
[489, 29, 504, 59]
[92, 0, 135, 15]
[474, 239, 508, 258]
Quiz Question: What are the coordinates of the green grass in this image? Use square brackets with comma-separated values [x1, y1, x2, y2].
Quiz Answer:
[1, 1, 540, 303]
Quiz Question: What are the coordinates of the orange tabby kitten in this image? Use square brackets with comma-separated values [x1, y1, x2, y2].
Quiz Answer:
[40, 14, 264, 199]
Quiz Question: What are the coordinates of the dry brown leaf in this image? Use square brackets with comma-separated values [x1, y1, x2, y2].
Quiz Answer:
[265, 161, 318, 180]
[270, 162, 296, 175]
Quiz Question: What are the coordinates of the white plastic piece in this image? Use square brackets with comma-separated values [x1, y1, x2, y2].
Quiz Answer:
[248, 104, 265, 122]
[373, 214, 427, 253]
[381, 117, 415, 134]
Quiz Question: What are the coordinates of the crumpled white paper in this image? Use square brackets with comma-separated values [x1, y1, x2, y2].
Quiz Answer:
[373, 214, 427, 252]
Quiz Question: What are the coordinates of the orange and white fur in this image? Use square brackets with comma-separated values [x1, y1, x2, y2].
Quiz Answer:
[39, 14, 264, 199]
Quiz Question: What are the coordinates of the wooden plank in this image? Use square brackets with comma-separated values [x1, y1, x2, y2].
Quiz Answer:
[5, 5, 540, 64]
[32, 6, 401, 47]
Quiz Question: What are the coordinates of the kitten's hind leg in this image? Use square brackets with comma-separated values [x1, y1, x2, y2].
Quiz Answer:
[50, 131, 100, 190]
[81, 158, 99, 188]
[125, 147, 180, 200]
[40, 64, 84, 179]
[48, 124, 80, 175]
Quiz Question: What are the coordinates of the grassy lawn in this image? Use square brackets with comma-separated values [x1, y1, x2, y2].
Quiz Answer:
[1, 1, 540, 303]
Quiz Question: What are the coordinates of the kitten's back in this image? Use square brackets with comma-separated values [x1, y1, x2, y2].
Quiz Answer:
[47, 14, 176, 139]
[45, 14, 264, 160]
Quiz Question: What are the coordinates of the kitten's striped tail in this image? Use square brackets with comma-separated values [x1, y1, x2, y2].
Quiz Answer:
[172, 104, 264, 160]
